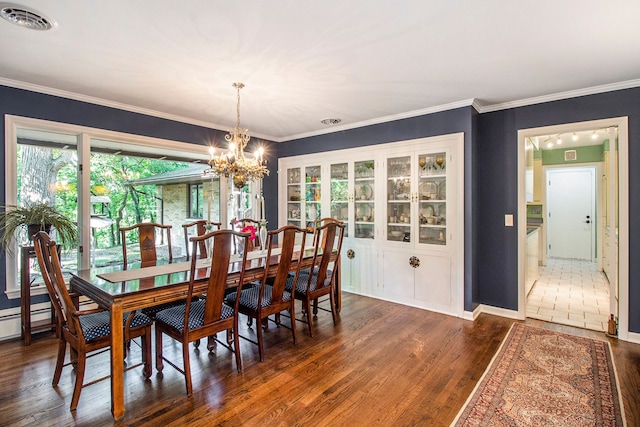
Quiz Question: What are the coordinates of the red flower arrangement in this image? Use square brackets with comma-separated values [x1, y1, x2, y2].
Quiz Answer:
[231, 218, 256, 241]
[241, 224, 257, 242]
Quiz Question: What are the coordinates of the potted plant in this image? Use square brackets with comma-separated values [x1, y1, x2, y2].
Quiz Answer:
[0, 203, 77, 251]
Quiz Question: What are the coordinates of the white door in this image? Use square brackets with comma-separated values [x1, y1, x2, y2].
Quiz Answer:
[546, 167, 596, 260]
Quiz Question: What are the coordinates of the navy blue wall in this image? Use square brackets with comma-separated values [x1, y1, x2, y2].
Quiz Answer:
[277, 107, 477, 312]
[0, 85, 278, 310]
[477, 87, 640, 332]
[2, 83, 639, 333]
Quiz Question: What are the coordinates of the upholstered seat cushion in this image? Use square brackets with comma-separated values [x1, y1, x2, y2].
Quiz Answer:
[154, 300, 234, 333]
[141, 299, 189, 318]
[284, 274, 331, 295]
[297, 266, 332, 277]
[78, 311, 152, 343]
[226, 285, 291, 311]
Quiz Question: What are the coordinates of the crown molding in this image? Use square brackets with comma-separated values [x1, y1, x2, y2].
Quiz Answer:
[3, 76, 640, 142]
[471, 99, 483, 113]
[280, 98, 476, 142]
[477, 79, 640, 113]
[0, 77, 278, 142]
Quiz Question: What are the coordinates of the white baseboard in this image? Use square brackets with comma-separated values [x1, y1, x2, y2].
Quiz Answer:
[463, 305, 482, 321]
[478, 304, 521, 320]
[463, 304, 521, 321]
[626, 331, 640, 345]
[0, 302, 54, 341]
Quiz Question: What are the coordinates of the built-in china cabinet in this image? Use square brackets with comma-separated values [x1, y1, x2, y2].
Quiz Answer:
[278, 133, 464, 317]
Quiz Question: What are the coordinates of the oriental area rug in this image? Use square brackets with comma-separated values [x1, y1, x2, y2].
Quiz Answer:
[451, 323, 625, 426]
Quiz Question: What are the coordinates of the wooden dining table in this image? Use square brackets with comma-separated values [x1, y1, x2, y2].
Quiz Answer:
[69, 246, 341, 420]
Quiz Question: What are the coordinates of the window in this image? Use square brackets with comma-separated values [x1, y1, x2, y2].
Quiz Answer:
[4, 115, 216, 296]
[189, 183, 204, 219]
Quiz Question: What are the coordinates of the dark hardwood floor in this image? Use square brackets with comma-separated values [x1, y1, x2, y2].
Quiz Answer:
[1, 293, 638, 426]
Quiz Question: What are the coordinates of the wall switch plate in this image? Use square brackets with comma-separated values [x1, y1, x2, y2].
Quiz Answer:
[505, 214, 514, 226]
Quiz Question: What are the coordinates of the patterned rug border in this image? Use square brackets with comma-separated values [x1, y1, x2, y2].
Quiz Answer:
[450, 323, 626, 426]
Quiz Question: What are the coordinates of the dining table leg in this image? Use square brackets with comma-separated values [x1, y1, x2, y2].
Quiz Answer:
[335, 258, 341, 313]
[110, 301, 125, 420]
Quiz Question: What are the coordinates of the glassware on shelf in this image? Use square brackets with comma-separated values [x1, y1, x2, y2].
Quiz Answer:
[288, 168, 300, 184]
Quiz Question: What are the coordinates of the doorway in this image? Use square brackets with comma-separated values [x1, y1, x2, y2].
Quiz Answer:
[517, 118, 629, 339]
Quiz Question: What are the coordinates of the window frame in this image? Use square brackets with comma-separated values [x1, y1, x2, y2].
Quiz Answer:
[188, 183, 204, 219]
[4, 115, 212, 298]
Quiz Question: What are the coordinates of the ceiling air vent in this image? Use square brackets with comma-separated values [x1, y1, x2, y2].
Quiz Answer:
[564, 150, 577, 161]
[0, 4, 54, 30]
[321, 118, 341, 125]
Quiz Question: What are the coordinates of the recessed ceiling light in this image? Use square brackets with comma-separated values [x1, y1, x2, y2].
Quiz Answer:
[321, 118, 341, 125]
[572, 132, 578, 141]
[591, 131, 598, 139]
[0, 3, 55, 30]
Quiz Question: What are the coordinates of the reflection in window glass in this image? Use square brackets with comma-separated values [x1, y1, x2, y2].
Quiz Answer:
[17, 141, 79, 283]
[89, 152, 218, 266]
[189, 183, 204, 219]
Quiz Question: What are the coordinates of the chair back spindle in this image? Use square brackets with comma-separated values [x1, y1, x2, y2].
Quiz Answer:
[119, 222, 173, 267]
[182, 220, 221, 260]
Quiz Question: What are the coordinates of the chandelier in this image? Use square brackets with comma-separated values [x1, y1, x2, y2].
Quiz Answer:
[205, 82, 269, 188]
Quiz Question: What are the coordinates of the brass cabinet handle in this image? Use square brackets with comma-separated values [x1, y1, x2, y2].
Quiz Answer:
[409, 256, 420, 268]
[347, 249, 355, 259]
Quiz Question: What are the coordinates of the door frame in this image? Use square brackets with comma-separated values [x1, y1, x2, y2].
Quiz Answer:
[517, 117, 629, 341]
[545, 165, 598, 261]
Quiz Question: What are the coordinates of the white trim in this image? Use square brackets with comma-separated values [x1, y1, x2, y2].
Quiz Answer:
[463, 304, 482, 321]
[3, 115, 212, 296]
[0, 301, 53, 341]
[478, 304, 521, 320]
[627, 331, 640, 345]
[0, 78, 270, 140]
[478, 79, 640, 113]
[281, 99, 476, 142]
[5, 115, 211, 156]
[4, 76, 640, 142]
[517, 117, 631, 342]
[5, 283, 48, 300]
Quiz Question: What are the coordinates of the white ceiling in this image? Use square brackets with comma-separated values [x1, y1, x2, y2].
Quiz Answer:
[1, 1, 640, 142]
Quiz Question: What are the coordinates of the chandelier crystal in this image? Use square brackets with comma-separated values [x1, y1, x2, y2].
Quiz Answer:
[205, 82, 268, 188]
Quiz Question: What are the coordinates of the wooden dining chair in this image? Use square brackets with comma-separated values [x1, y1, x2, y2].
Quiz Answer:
[119, 222, 173, 267]
[120, 222, 184, 319]
[285, 221, 345, 337]
[32, 231, 152, 411]
[299, 217, 344, 276]
[182, 220, 221, 260]
[225, 225, 307, 361]
[154, 229, 250, 396]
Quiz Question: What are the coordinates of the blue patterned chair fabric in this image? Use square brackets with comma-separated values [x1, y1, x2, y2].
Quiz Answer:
[77, 311, 152, 343]
[154, 229, 249, 397]
[226, 284, 292, 311]
[155, 300, 234, 333]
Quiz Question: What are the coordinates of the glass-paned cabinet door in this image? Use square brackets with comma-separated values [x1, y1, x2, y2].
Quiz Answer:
[286, 167, 302, 227]
[330, 163, 350, 237]
[386, 155, 412, 242]
[354, 160, 375, 239]
[305, 165, 321, 228]
[417, 151, 447, 245]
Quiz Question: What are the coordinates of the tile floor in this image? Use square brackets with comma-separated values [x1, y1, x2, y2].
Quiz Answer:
[526, 258, 611, 332]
